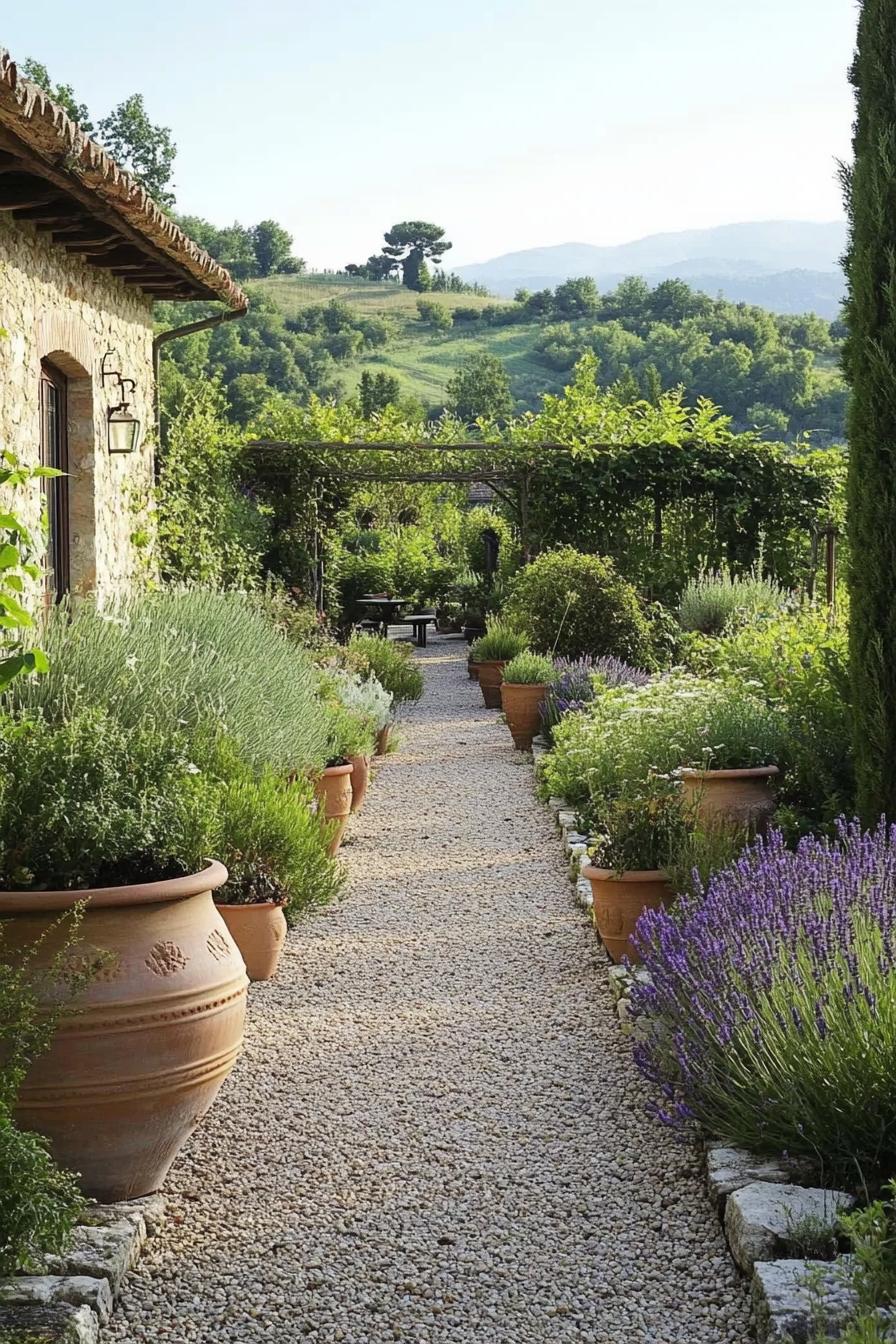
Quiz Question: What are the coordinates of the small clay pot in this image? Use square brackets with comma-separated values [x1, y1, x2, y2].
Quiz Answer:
[375, 724, 392, 756]
[216, 902, 287, 982]
[582, 866, 673, 964]
[477, 660, 506, 709]
[680, 765, 779, 832]
[315, 763, 354, 855]
[349, 753, 371, 812]
[500, 681, 546, 750]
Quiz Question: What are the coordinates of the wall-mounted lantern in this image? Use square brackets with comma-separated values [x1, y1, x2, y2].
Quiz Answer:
[107, 399, 141, 454]
[101, 350, 141, 454]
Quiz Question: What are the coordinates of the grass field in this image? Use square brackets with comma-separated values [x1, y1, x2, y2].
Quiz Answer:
[332, 325, 567, 408]
[255, 273, 496, 319]
[255, 273, 562, 410]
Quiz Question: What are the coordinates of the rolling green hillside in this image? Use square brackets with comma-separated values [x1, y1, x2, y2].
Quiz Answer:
[250, 272, 846, 440]
[255, 274, 561, 409]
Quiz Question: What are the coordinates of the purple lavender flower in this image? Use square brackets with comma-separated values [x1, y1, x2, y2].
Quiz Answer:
[540, 655, 650, 743]
[630, 818, 896, 1175]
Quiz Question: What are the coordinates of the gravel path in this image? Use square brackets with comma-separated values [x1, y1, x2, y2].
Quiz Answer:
[107, 634, 751, 1344]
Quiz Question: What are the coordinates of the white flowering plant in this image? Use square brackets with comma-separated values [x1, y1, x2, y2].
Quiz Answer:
[328, 668, 393, 733]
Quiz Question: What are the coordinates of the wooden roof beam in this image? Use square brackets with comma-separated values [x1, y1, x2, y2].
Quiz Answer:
[11, 196, 76, 221]
[0, 124, 219, 299]
[0, 185, 59, 209]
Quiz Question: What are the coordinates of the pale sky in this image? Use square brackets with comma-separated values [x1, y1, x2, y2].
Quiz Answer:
[2, 0, 856, 270]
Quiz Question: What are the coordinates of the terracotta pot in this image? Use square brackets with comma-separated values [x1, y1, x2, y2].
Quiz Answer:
[582, 865, 673, 965]
[477, 660, 506, 709]
[468, 657, 480, 681]
[375, 724, 392, 757]
[216, 901, 287, 983]
[680, 765, 779, 832]
[500, 681, 547, 750]
[0, 862, 247, 1201]
[349, 753, 371, 812]
[314, 763, 354, 854]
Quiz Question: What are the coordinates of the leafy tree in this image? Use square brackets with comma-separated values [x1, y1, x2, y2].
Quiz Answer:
[20, 59, 94, 132]
[381, 221, 452, 291]
[649, 278, 711, 323]
[359, 371, 401, 419]
[446, 353, 513, 424]
[346, 254, 397, 282]
[156, 381, 269, 585]
[416, 299, 452, 331]
[842, 0, 896, 820]
[553, 276, 600, 318]
[98, 95, 176, 207]
[252, 220, 299, 277]
[521, 288, 555, 318]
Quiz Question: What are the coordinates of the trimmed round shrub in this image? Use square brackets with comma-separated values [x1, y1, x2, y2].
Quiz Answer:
[504, 548, 652, 663]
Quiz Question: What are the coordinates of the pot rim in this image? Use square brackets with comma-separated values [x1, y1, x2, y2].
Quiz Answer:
[582, 865, 671, 883]
[679, 765, 779, 780]
[215, 899, 284, 913]
[476, 659, 507, 668]
[321, 762, 354, 777]
[501, 680, 547, 690]
[0, 859, 229, 913]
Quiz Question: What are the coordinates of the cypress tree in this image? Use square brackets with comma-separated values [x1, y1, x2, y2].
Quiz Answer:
[843, 0, 896, 820]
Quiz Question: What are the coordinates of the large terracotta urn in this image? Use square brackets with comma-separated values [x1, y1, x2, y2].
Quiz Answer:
[349, 753, 371, 812]
[315, 762, 354, 854]
[582, 865, 673, 964]
[680, 765, 779, 832]
[500, 682, 547, 750]
[477, 660, 506, 709]
[216, 901, 287, 983]
[0, 862, 247, 1201]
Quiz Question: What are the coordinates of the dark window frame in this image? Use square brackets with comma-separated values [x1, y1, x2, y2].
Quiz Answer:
[39, 360, 71, 600]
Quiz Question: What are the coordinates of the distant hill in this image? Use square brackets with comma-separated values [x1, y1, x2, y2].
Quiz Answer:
[455, 221, 847, 317]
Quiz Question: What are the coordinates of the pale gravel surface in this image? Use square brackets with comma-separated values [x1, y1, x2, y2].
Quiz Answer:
[107, 634, 751, 1344]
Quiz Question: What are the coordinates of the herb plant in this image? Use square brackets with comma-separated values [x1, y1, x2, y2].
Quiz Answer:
[16, 590, 333, 776]
[468, 620, 528, 663]
[502, 651, 555, 684]
[540, 655, 650, 744]
[679, 566, 789, 635]
[347, 633, 424, 704]
[633, 820, 896, 1178]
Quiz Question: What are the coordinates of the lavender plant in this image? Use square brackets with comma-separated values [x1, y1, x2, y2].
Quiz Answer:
[632, 820, 896, 1177]
[540, 655, 650, 744]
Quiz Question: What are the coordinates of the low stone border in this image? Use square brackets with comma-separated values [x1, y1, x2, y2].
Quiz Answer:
[533, 745, 866, 1343]
[0, 1194, 165, 1342]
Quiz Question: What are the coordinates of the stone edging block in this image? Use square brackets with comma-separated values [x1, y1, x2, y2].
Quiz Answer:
[753, 1257, 858, 1343]
[0, 1192, 166, 1341]
[725, 1181, 854, 1273]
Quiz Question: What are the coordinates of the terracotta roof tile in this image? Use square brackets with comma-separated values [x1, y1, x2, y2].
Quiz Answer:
[0, 49, 247, 308]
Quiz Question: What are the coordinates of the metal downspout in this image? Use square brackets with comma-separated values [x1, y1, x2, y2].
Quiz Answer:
[151, 301, 249, 440]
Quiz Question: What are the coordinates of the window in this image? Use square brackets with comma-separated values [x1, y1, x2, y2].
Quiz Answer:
[39, 360, 71, 599]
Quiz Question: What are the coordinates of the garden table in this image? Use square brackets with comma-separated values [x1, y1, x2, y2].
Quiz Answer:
[359, 596, 410, 636]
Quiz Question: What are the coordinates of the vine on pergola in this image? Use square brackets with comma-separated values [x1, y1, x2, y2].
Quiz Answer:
[241, 356, 843, 602]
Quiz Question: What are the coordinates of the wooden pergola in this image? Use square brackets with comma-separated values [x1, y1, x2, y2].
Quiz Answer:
[244, 436, 841, 612]
[244, 440, 556, 605]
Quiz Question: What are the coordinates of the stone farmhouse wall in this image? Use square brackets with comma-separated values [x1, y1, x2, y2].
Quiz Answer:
[0, 211, 156, 600]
